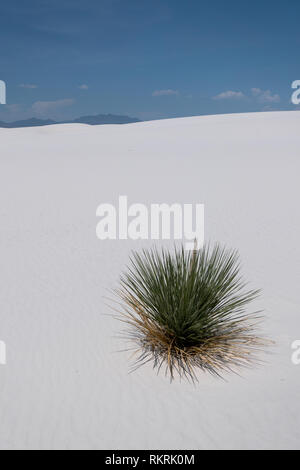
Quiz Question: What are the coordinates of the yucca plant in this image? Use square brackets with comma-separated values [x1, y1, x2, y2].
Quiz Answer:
[115, 243, 267, 382]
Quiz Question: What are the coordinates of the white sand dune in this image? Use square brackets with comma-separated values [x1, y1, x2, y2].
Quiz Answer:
[0, 111, 299, 450]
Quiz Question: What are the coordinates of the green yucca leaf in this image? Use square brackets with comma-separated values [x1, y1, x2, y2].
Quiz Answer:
[116, 244, 268, 381]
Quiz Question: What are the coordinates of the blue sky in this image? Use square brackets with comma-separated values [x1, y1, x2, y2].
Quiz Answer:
[0, 0, 299, 121]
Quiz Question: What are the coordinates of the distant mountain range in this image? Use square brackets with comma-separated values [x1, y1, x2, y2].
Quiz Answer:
[0, 114, 141, 128]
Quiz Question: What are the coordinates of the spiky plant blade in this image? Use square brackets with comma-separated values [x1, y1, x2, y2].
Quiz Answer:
[115, 244, 268, 381]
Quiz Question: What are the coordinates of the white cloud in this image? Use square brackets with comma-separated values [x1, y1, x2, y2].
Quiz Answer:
[213, 88, 280, 104]
[79, 84, 89, 90]
[31, 99, 75, 117]
[213, 90, 245, 100]
[19, 84, 38, 89]
[152, 89, 179, 97]
[0, 99, 76, 122]
[0, 104, 25, 122]
[251, 88, 280, 103]
[251, 88, 262, 97]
